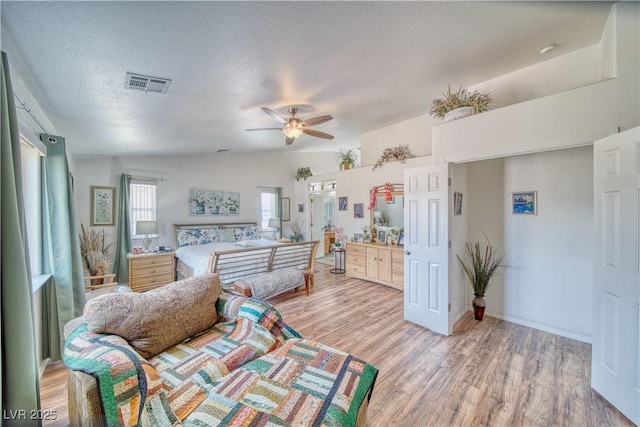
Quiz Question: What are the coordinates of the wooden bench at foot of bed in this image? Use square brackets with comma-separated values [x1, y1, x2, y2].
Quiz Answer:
[207, 240, 319, 298]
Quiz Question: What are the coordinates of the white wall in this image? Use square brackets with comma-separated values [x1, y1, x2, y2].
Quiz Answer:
[360, 115, 434, 166]
[465, 158, 506, 317]
[433, 3, 639, 163]
[450, 163, 469, 323]
[294, 156, 432, 243]
[74, 151, 337, 249]
[462, 147, 593, 342]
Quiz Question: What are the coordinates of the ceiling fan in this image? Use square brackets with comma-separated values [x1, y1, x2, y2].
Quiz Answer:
[246, 107, 334, 145]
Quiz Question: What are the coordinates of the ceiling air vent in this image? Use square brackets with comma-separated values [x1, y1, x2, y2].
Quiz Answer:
[125, 72, 172, 94]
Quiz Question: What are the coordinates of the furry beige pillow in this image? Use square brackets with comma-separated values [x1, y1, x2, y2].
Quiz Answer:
[84, 273, 222, 359]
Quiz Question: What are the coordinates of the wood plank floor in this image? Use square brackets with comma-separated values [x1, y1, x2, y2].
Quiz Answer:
[41, 264, 633, 426]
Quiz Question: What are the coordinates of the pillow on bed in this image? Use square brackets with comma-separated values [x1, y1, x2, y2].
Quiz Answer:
[218, 228, 236, 242]
[177, 228, 217, 247]
[234, 226, 260, 241]
[83, 273, 222, 359]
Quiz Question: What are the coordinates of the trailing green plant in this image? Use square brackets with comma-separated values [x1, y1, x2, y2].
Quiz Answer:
[295, 167, 313, 181]
[429, 85, 493, 119]
[338, 149, 356, 170]
[79, 224, 113, 276]
[456, 237, 505, 297]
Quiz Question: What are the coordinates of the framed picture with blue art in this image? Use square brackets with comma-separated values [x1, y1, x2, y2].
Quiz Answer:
[512, 191, 537, 215]
[188, 188, 240, 216]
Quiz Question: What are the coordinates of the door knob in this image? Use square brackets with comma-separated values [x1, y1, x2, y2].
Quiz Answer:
[404, 250, 411, 255]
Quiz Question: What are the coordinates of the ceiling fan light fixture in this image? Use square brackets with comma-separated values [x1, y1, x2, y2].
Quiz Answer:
[283, 125, 303, 139]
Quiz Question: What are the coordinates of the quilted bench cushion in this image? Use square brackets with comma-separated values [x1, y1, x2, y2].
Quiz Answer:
[233, 268, 305, 300]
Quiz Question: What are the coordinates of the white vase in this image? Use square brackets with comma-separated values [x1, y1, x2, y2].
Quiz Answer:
[444, 106, 473, 122]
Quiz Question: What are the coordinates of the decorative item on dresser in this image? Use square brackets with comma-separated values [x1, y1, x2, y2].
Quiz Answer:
[345, 242, 404, 290]
[136, 220, 158, 253]
[127, 251, 175, 292]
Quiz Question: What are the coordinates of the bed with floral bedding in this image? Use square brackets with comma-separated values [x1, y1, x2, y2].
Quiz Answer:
[173, 222, 280, 279]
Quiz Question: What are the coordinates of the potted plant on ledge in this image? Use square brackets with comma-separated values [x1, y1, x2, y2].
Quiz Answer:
[456, 238, 505, 320]
[430, 85, 493, 122]
[295, 167, 313, 181]
[338, 149, 356, 170]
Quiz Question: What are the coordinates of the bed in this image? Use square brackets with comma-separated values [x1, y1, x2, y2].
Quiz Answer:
[173, 223, 319, 297]
[173, 222, 274, 280]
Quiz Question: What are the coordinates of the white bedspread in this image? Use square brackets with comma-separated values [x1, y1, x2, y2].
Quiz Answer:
[175, 239, 281, 277]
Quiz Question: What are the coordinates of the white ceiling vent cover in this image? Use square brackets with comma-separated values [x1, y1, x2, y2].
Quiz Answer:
[125, 73, 172, 94]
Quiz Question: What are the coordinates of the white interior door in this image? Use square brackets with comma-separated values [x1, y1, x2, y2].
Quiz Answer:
[404, 163, 451, 335]
[592, 127, 640, 425]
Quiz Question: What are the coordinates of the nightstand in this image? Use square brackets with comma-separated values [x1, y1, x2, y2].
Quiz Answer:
[127, 251, 175, 292]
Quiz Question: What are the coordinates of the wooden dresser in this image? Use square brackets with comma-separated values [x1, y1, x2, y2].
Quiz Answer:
[324, 232, 335, 255]
[345, 242, 404, 290]
[128, 251, 175, 292]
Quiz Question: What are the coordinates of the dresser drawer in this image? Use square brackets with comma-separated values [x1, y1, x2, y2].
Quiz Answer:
[347, 244, 366, 255]
[347, 253, 366, 266]
[392, 250, 404, 262]
[131, 263, 173, 278]
[130, 254, 173, 269]
[347, 263, 367, 276]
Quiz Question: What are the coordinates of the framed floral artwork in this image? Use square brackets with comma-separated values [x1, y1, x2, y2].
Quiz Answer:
[188, 189, 240, 216]
[281, 197, 290, 221]
[90, 186, 116, 226]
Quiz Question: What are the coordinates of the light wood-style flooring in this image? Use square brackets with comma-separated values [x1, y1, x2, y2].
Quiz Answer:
[41, 264, 633, 426]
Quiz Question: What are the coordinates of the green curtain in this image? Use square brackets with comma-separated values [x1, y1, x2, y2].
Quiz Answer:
[1, 51, 41, 424]
[113, 174, 131, 282]
[40, 133, 85, 361]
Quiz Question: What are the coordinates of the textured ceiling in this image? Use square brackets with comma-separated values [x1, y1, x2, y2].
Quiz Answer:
[1, 1, 613, 157]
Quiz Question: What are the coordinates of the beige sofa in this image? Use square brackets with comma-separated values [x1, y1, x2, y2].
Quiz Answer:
[63, 274, 377, 426]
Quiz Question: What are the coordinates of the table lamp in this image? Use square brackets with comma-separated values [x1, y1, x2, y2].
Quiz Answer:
[268, 218, 280, 239]
[136, 220, 158, 252]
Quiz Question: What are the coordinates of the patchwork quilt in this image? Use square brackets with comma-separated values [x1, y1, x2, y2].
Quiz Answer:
[64, 295, 377, 426]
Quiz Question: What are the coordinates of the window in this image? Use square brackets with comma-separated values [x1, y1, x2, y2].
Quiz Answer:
[130, 180, 157, 237]
[259, 188, 277, 230]
[21, 141, 43, 278]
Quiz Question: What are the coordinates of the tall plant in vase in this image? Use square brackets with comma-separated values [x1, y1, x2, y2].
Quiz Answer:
[456, 237, 505, 320]
[79, 224, 113, 284]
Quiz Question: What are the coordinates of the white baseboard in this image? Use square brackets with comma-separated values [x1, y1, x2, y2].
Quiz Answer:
[486, 309, 592, 344]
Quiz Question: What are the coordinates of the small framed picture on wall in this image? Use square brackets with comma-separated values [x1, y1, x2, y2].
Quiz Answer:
[281, 197, 290, 221]
[298, 204, 305, 213]
[353, 203, 364, 218]
[512, 191, 537, 215]
[339, 196, 348, 211]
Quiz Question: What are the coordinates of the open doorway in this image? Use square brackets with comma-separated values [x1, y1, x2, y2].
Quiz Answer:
[309, 189, 335, 257]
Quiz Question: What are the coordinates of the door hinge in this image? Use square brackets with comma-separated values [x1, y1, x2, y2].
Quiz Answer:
[448, 240, 451, 249]
[448, 177, 452, 186]
[448, 302, 451, 312]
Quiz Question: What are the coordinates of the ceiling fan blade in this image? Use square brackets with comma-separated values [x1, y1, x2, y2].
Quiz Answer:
[301, 115, 333, 127]
[303, 128, 334, 140]
[246, 127, 282, 131]
[285, 137, 295, 145]
[261, 107, 288, 124]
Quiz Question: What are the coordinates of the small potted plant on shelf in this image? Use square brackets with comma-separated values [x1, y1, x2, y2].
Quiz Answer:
[456, 237, 506, 321]
[295, 167, 313, 181]
[338, 149, 356, 170]
[429, 85, 493, 122]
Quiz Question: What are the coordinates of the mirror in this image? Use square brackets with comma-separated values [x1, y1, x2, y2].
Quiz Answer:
[372, 194, 404, 228]
[370, 183, 404, 240]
